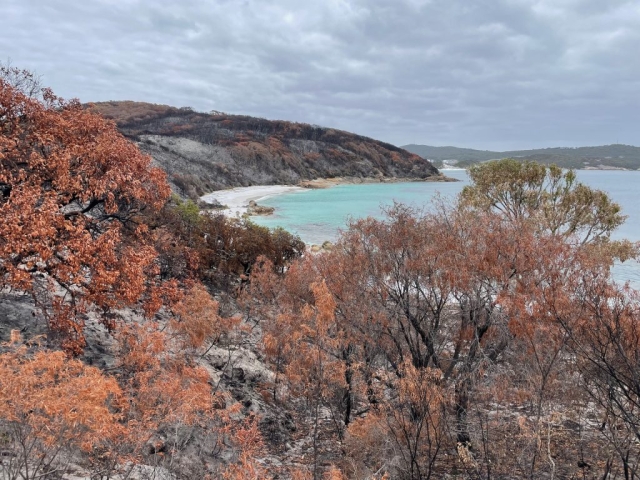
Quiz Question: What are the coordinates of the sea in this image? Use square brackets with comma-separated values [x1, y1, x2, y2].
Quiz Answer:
[252, 169, 640, 286]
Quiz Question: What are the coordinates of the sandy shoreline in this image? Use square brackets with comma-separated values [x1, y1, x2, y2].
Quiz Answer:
[299, 174, 458, 188]
[199, 175, 459, 217]
[200, 185, 306, 217]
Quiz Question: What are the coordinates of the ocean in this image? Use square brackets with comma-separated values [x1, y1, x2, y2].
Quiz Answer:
[253, 169, 640, 286]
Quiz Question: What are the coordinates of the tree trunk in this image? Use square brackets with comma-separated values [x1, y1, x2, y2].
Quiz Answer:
[455, 378, 472, 447]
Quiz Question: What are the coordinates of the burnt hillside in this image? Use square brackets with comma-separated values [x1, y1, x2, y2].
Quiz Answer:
[89, 101, 441, 198]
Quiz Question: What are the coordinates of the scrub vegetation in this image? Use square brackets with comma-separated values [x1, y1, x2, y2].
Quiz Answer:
[2, 67, 640, 479]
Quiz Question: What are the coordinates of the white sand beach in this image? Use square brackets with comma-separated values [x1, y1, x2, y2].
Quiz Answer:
[200, 185, 306, 217]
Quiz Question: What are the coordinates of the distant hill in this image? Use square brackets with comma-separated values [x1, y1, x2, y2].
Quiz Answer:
[88, 101, 441, 199]
[402, 144, 640, 170]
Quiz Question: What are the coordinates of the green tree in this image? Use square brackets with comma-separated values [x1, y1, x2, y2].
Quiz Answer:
[172, 195, 201, 227]
[460, 159, 625, 245]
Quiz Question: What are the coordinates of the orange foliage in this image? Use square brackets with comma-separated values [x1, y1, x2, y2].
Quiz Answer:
[87, 100, 178, 125]
[348, 362, 448, 479]
[116, 322, 213, 429]
[0, 346, 126, 478]
[0, 75, 171, 355]
[248, 199, 628, 477]
[289, 464, 348, 479]
[323, 466, 348, 480]
[221, 416, 267, 480]
[251, 257, 347, 403]
[0, 347, 125, 448]
[247, 259, 351, 475]
[0, 310, 262, 478]
[171, 283, 240, 350]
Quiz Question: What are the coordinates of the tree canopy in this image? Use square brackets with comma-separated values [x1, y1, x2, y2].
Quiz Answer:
[4, 65, 640, 478]
[0, 70, 171, 354]
[244, 160, 640, 478]
[460, 158, 625, 244]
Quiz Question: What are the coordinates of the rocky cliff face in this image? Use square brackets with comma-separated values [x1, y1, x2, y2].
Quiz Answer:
[89, 101, 440, 198]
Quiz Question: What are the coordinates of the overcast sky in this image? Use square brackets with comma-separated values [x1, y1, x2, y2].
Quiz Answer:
[2, 0, 639, 150]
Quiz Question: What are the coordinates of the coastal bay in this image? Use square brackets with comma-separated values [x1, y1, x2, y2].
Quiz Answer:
[249, 169, 640, 285]
[198, 169, 640, 285]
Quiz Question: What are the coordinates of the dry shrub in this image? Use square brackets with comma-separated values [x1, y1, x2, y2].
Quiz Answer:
[0, 346, 125, 479]
[171, 283, 240, 350]
[346, 362, 449, 480]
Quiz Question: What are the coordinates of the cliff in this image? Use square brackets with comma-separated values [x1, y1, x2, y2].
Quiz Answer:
[89, 101, 441, 199]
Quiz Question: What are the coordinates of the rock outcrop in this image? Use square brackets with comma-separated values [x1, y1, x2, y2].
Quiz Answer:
[246, 200, 275, 216]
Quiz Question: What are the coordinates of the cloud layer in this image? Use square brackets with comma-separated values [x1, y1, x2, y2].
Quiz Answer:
[3, 0, 639, 149]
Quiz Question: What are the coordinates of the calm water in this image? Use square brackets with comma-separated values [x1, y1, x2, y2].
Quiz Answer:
[253, 170, 640, 285]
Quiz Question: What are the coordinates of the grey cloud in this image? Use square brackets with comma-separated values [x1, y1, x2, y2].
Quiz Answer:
[1, 0, 638, 149]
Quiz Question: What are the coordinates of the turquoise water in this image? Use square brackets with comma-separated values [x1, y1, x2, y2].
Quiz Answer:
[253, 169, 640, 285]
[254, 170, 470, 244]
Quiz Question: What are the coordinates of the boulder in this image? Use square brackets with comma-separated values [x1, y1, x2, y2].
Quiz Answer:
[246, 200, 275, 216]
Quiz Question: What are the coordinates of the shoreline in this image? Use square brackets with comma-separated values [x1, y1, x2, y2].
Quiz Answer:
[199, 174, 459, 217]
[298, 173, 458, 189]
[200, 185, 306, 217]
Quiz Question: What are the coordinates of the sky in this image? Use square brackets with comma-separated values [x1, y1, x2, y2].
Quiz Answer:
[2, 0, 639, 150]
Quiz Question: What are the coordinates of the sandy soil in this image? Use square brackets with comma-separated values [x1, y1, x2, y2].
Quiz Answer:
[200, 185, 306, 217]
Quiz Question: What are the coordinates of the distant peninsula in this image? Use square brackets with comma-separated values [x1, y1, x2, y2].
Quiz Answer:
[88, 101, 444, 200]
[402, 143, 640, 170]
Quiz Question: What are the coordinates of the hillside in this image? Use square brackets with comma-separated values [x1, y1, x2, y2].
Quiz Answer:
[5, 72, 640, 478]
[89, 101, 441, 199]
[403, 143, 640, 169]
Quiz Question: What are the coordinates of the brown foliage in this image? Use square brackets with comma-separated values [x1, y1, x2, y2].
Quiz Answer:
[0, 347, 124, 443]
[0, 346, 125, 478]
[172, 284, 224, 349]
[0, 315, 263, 479]
[246, 193, 640, 478]
[87, 100, 180, 125]
[0, 77, 171, 355]
[8, 76, 640, 479]
[116, 321, 214, 430]
[148, 200, 305, 284]
[112, 319, 272, 479]
[347, 362, 449, 480]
